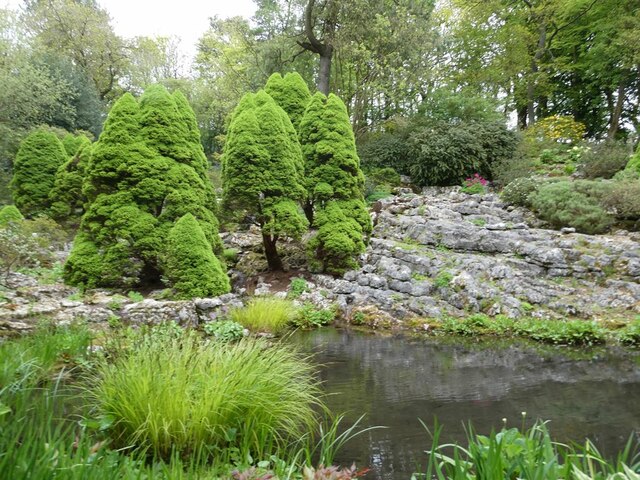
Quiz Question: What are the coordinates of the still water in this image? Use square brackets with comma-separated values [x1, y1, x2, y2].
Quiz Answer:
[289, 328, 640, 480]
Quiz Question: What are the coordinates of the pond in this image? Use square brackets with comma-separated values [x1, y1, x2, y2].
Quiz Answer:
[289, 328, 640, 480]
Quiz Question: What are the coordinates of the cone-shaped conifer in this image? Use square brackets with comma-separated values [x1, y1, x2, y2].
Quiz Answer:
[164, 213, 230, 299]
[222, 91, 308, 270]
[299, 92, 372, 274]
[64, 86, 227, 292]
[10, 129, 68, 216]
[0, 205, 24, 227]
[264, 72, 312, 132]
[49, 142, 93, 220]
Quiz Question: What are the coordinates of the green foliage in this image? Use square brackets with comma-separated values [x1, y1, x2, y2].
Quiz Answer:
[0, 216, 66, 280]
[299, 93, 371, 274]
[601, 180, 640, 221]
[127, 291, 144, 302]
[288, 277, 309, 299]
[10, 129, 68, 216]
[308, 200, 367, 275]
[529, 181, 613, 234]
[49, 142, 93, 220]
[61, 132, 91, 156]
[422, 419, 640, 479]
[408, 121, 518, 186]
[300, 94, 369, 226]
[230, 296, 297, 335]
[203, 320, 245, 342]
[291, 303, 336, 329]
[364, 167, 401, 203]
[358, 129, 413, 175]
[500, 177, 539, 207]
[222, 91, 308, 270]
[163, 214, 230, 299]
[617, 317, 640, 346]
[90, 332, 321, 460]
[434, 270, 453, 288]
[580, 141, 631, 179]
[439, 314, 607, 346]
[223, 248, 239, 264]
[65, 85, 224, 290]
[264, 72, 312, 131]
[626, 145, 640, 174]
[0, 205, 24, 227]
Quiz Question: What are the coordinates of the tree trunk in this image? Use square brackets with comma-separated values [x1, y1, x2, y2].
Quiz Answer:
[318, 47, 333, 95]
[303, 201, 314, 226]
[607, 80, 625, 141]
[262, 234, 284, 271]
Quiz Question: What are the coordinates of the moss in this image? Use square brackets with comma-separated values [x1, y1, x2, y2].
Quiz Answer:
[264, 72, 312, 132]
[0, 205, 24, 227]
[10, 129, 68, 216]
[163, 214, 230, 299]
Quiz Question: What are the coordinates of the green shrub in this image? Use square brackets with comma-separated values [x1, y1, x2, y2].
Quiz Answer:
[580, 141, 631, 179]
[308, 200, 367, 275]
[626, 144, 640, 173]
[264, 72, 311, 132]
[163, 214, 230, 299]
[65, 86, 224, 289]
[223, 248, 239, 264]
[10, 129, 68, 216]
[90, 332, 321, 460]
[359, 131, 413, 175]
[0, 205, 23, 227]
[203, 320, 245, 342]
[222, 91, 308, 271]
[408, 121, 518, 186]
[529, 181, 613, 234]
[500, 177, 539, 207]
[364, 167, 401, 203]
[601, 180, 640, 221]
[288, 277, 309, 299]
[229, 297, 297, 335]
[292, 303, 336, 329]
[127, 291, 144, 302]
[49, 142, 93, 220]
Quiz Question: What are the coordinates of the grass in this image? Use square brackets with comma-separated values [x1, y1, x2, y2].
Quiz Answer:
[0, 322, 368, 480]
[419, 419, 640, 479]
[89, 330, 322, 460]
[230, 296, 298, 335]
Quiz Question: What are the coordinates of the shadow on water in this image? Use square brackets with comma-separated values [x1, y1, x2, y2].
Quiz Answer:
[288, 328, 640, 480]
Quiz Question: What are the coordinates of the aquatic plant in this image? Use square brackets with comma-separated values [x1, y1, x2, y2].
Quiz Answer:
[230, 296, 298, 335]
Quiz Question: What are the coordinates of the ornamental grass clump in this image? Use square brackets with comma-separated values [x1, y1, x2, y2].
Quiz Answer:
[230, 296, 298, 335]
[90, 332, 321, 460]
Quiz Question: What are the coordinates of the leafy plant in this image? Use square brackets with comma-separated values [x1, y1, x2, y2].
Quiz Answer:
[501, 177, 539, 207]
[127, 291, 144, 302]
[288, 277, 309, 299]
[204, 320, 245, 342]
[292, 303, 336, 329]
[434, 270, 453, 288]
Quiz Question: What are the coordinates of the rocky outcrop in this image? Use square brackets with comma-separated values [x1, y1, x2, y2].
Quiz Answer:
[316, 189, 640, 320]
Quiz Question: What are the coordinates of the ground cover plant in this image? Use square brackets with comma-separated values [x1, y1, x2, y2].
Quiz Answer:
[229, 296, 298, 335]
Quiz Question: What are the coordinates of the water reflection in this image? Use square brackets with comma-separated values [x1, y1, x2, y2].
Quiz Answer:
[289, 329, 640, 480]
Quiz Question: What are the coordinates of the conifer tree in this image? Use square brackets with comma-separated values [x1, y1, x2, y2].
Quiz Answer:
[222, 91, 308, 271]
[10, 129, 68, 216]
[49, 142, 93, 220]
[0, 205, 24, 227]
[299, 92, 372, 274]
[64, 86, 227, 291]
[264, 72, 312, 132]
[164, 213, 230, 299]
[61, 133, 91, 157]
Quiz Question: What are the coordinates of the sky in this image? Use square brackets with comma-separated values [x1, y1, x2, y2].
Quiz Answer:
[1, 0, 257, 61]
